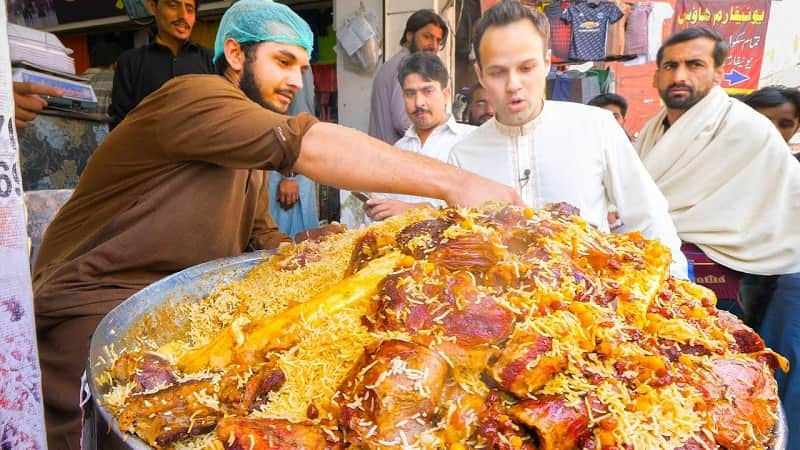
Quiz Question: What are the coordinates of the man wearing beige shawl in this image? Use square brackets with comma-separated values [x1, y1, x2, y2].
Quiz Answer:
[636, 27, 800, 447]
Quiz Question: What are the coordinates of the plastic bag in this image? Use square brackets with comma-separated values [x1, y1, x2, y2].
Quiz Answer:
[336, 8, 381, 73]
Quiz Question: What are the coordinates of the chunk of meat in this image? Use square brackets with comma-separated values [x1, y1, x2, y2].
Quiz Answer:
[376, 270, 515, 346]
[474, 390, 537, 450]
[696, 358, 779, 449]
[438, 382, 490, 444]
[345, 231, 396, 276]
[507, 395, 591, 450]
[429, 234, 502, 272]
[294, 223, 348, 244]
[544, 202, 581, 219]
[219, 361, 286, 414]
[117, 379, 220, 447]
[216, 417, 342, 450]
[396, 219, 451, 259]
[715, 310, 766, 353]
[337, 339, 449, 449]
[111, 351, 177, 393]
[491, 335, 566, 398]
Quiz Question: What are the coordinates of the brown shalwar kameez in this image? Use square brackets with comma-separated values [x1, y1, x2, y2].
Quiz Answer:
[31, 75, 318, 449]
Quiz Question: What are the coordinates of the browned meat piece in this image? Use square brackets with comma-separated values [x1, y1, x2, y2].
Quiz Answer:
[491, 335, 566, 398]
[219, 362, 286, 414]
[111, 351, 176, 393]
[117, 379, 221, 447]
[294, 223, 348, 244]
[507, 395, 591, 450]
[429, 234, 503, 272]
[337, 339, 449, 449]
[716, 310, 766, 353]
[474, 390, 537, 450]
[377, 270, 515, 346]
[544, 202, 580, 218]
[696, 358, 779, 449]
[674, 435, 716, 450]
[345, 230, 396, 276]
[438, 382, 490, 444]
[657, 338, 711, 362]
[396, 218, 451, 258]
[216, 417, 342, 450]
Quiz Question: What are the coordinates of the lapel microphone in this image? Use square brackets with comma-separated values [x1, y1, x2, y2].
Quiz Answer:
[519, 168, 531, 185]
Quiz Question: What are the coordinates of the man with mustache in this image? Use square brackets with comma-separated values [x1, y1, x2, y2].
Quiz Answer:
[365, 52, 474, 221]
[32, 2, 521, 447]
[368, 9, 448, 144]
[466, 83, 495, 126]
[448, 1, 687, 277]
[109, 0, 214, 129]
[636, 27, 800, 442]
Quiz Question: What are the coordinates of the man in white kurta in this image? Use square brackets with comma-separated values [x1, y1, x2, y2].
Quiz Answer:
[366, 52, 474, 221]
[449, 103, 686, 278]
[449, 1, 687, 278]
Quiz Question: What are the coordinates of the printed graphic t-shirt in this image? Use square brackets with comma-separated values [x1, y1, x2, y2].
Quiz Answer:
[562, 1, 624, 61]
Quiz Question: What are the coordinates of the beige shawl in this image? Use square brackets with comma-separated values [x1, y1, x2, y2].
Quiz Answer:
[637, 86, 800, 275]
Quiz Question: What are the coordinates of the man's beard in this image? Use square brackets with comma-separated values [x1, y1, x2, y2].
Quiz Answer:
[660, 84, 705, 110]
[240, 59, 284, 113]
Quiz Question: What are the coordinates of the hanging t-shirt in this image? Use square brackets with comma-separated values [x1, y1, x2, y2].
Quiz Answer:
[624, 2, 653, 55]
[606, 0, 631, 57]
[562, 1, 624, 61]
[625, 2, 675, 65]
[544, 1, 572, 62]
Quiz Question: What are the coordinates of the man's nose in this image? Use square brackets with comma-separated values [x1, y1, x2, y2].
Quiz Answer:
[507, 71, 523, 92]
[288, 70, 303, 91]
[673, 64, 690, 83]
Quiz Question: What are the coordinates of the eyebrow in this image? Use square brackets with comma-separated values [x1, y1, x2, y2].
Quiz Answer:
[276, 50, 298, 63]
[486, 58, 538, 71]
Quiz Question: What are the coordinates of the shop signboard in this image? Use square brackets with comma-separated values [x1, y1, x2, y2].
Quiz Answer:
[674, 0, 771, 93]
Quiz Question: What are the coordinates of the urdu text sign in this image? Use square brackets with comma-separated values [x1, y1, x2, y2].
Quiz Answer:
[674, 0, 771, 93]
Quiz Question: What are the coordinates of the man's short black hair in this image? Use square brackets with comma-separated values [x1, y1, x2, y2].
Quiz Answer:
[588, 93, 628, 117]
[400, 9, 449, 50]
[89, 42, 124, 68]
[473, 1, 549, 67]
[397, 52, 449, 88]
[742, 86, 800, 118]
[656, 27, 729, 67]
[214, 41, 259, 75]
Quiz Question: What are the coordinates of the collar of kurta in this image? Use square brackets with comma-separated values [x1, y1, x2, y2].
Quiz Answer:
[149, 38, 201, 54]
[491, 99, 547, 137]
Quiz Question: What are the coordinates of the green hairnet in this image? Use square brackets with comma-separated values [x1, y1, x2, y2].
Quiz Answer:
[213, 0, 314, 63]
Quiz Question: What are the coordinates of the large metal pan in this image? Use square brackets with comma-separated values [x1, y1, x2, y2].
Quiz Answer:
[84, 250, 788, 449]
[85, 250, 275, 449]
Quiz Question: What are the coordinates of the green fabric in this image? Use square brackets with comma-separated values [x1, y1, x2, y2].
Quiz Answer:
[213, 0, 314, 63]
[317, 25, 337, 64]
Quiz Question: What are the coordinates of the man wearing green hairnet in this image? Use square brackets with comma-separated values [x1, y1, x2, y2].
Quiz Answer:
[31, 1, 521, 447]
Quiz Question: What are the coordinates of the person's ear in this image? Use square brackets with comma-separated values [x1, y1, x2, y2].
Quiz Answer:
[712, 64, 724, 86]
[145, 0, 157, 16]
[224, 38, 246, 72]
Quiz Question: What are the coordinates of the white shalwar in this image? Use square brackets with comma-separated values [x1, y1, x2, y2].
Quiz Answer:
[449, 100, 688, 278]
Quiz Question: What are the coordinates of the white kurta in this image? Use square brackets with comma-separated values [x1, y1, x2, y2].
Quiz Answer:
[449, 100, 688, 278]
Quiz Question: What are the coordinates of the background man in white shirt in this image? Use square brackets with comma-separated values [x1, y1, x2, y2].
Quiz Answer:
[365, 52, 474, 221]
[448, 1, 687, 278]
[368, 9, 448, 144]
